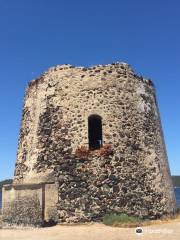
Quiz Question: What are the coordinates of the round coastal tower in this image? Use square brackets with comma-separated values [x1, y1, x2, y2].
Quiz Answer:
[14, 62, 176, 221]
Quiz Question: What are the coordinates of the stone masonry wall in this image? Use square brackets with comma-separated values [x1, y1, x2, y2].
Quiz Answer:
[2, 182, 58, 226]
[2, 184, 43, 226]
[13, 62, 176, 222]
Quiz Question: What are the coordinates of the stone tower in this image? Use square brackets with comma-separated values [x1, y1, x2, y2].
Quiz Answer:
[3, 62, 176, 225]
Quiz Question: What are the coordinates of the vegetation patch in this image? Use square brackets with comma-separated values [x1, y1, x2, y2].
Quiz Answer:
[103, 211, 180, 228]
[103, 213, 143, 227]
[0, 179, 13, 189]
[172, 176, 180, 187]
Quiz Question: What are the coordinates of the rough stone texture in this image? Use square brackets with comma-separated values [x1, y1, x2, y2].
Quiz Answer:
[2, 182, 58, 226]
[2, 192, 42, 227]
[44, 183, 59, 223]
[12, 62, 176, 222]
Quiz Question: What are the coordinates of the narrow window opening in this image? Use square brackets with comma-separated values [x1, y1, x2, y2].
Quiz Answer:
[88, 115, 102, 150]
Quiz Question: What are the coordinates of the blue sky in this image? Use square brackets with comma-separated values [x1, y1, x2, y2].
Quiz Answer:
[0, 0, 179, 180]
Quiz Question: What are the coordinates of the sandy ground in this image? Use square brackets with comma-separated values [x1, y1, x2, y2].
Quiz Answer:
[0, 221, 180, 240]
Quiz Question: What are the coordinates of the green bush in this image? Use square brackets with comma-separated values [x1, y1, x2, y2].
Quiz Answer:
[103, 213, 143, 226]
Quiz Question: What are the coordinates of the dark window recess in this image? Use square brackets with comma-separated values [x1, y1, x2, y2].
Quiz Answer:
[88, 115, 103, 150]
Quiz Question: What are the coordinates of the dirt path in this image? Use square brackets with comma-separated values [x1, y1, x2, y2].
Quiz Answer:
[0, 221, 180, 240]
